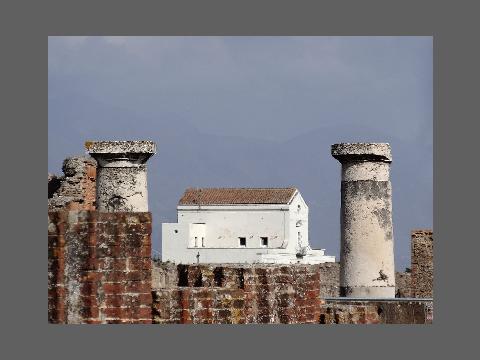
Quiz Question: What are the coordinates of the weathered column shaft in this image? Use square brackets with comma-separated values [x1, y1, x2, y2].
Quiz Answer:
[332, 143, 395, 298]
[86, 141, 156, 212]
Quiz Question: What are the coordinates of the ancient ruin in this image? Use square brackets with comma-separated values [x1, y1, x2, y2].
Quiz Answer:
[332, 143, 396, 298]
[48, 140, 433, 324]
[86, 141, 156, 212]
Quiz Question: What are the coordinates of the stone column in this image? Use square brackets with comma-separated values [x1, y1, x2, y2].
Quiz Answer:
[85, 141, 156, 212]
[331, 143, 395, 298]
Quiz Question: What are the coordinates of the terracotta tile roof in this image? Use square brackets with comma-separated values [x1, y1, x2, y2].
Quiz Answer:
[178, 188, 298, 205]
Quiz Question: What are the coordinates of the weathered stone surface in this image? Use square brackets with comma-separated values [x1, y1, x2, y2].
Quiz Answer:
[48, 156, 97, 211]
[395, 271, 413, 298]
[331, 143, 392, 162]
[332, 143, 395, 298]
[411, 230, 433, 298]
[319, 299, 433, 324]
[85, 140, 156, 212]
[85, 140, 156, 154]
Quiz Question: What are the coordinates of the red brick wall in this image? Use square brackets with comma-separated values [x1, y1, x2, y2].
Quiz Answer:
[47, 212, 433, 324]
[152, 264, 323, 324]
[151, 263, 433, 324]
[48, 211, 152, 324]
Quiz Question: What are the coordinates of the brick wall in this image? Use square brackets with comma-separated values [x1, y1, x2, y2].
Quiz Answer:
[152, 261, 340, 297]
[48, 157, 97, 211]
[319, 299, 433, 324]
[411, 230, 433, 298]
[152, 264, 324, 324]
[47, 208, 432, 324]
[151, 262, 338, 324]
[151, 262, 432, 324]
[48, 210, 152, 324]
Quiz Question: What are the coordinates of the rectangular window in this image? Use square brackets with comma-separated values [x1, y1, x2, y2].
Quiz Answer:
[194, 236, 198, 247]
[201, 237, 205, 247]
[239, 237, 246, 247]
[261, 237, 268, 247]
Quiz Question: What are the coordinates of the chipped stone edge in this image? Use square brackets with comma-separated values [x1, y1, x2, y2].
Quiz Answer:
[85, 140, 156, 154]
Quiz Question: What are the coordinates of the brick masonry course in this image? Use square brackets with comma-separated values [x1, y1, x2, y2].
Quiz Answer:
[48, 210, 153, 324]
[151, 262, 433, 324]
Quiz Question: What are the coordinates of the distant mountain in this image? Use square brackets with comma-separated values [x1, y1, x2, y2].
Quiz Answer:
[48, 92, 432, 270]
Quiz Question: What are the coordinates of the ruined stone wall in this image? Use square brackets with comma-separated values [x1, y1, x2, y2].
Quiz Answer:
[411, 230, 433, 298]
[152, 262, 336, 324]
[48, 210, 152, 324]
[152, 264, 324, 324]
[395, 271, 413, 298]
[152, 261, 340, 297]
[48, 157, 97, 211]
[151, 262, 432, 324]
[319, 299, 433, 324]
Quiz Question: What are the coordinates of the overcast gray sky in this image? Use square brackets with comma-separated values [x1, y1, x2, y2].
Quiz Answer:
[48, 36, 432, 270]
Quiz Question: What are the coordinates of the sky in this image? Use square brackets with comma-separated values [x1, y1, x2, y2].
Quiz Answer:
[48, 36, 432, 270]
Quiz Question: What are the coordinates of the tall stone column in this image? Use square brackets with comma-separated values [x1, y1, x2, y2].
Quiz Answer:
[331, 143, 395, 298]
[86, 141, 156, 212]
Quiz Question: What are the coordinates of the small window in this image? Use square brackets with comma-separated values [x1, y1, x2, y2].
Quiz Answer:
[194, 236, 198, 247]
[201, 237, 205, 247]
[297, 204, 301, 212]
[261, 237, 268, 247]
[239, 237, 246, 247]
[174, 229, 178, 233]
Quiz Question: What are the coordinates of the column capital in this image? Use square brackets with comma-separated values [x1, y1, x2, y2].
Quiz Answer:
[85, 140, 156, 212]
[85, 140, 156, 167]
[331, 143, 392, 163]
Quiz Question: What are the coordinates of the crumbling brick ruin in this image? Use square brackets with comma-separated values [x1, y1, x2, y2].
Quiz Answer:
[47, 141, 433, 324]
[151, 262, 431, 324]
[152, 262, 339, 324]
[48, 210, 153, 324]
[48, 156, 97, 211]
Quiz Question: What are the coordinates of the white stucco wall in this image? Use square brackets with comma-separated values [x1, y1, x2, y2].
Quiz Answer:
[287, 193, 309, 254]
[177, 204, 290, 249]
[161, 191, 335, 264]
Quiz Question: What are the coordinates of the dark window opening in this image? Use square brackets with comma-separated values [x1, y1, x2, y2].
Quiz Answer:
[177, 264, 189, 287]
[213, 267, 225, 287]
[239, 237, 246, 247]
[261, 237, 268, 247]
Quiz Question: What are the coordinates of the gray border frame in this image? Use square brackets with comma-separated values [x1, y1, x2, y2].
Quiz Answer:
[3, 0, 477, 359]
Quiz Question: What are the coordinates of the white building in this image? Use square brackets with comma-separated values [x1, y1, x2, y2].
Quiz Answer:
[161, 187, 335, 264]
